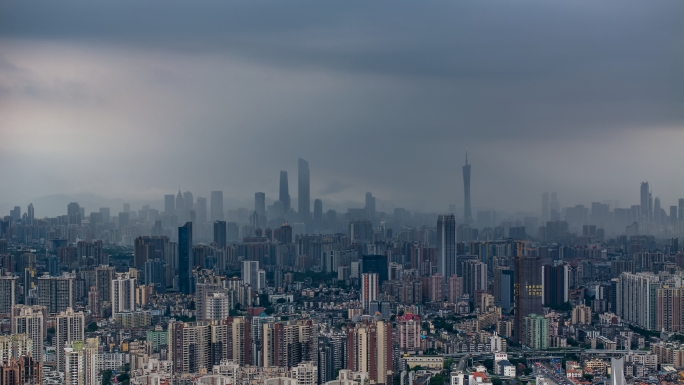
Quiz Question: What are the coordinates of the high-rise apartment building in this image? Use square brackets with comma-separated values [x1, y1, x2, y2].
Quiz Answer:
[112, 272, 136, 314]
[63, 337, 99, 385]
[448, 275, 463, 304]
[437, 214, 457, 279]
[55, 307, 85, 374]
[397, 314, 421, 353]
[346, 320, 392, 385]
[616, 272, 660, 330]
[37, 273, 75, 314]
[514, 249, 542, 342]
[656, 286, 684, 332]
[523, 313, 548, 349]
[0, 334, 33, 362]
[298, 158, 310, 222]
[178, 222, 193, 295]
[94, 265, 115, 304]
[462, 152, 471, 224]
[10, 305, 45, 362]
[0, 355, 41, 385]
[361, 273, 379, 313]
[0, 274, 17, 315]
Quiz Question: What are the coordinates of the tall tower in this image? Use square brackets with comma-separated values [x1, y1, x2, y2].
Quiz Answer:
[542, 192, 549, 221]
[298, 158, 310, 221]
[178, 222, 193, 295]
[27, 203, 34, 225]
[640, 182, 649, 222]
[462, 152, 471, 224]
[279, 171, 291, 213]
[255, 192, 266, 226]
[437, 214, 457, 278]
[514, 244, 542, 343]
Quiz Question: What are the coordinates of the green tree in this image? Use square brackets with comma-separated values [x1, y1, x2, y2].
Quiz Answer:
[101, 369, 112, 385]
[86, 322, 99, 333]
[583, 374, 594, 381]
[430, 374, 446, 385]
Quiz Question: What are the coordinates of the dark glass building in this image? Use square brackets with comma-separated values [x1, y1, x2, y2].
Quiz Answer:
[514, 250, 542, 342]
[213, 220, 227, 248]
[361, 255, 388, 283]
[178, 222, 193, 294]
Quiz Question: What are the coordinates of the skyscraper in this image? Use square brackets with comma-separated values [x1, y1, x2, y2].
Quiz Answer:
[210, 191, 224, 221]
[67, 202, 81, 225]
[462, 152, 471, 224]
[365, 192, 376, 220]
[27, 203, 34, 225]
[541, 192, 549, 221]
[0, 274, 17, 315]
[514, 246, 542, 342]
[640, 182, 650, 222]
[255, 192, 266, 226]
[298, 158, 310, 221]
[313, 199, 323, 230]
[437, 214, 457, 279]
[279, 171, 291, 213]
[178, 222, 193, 295]
[542, 264, 569, 306]
[213, 221, 227, 248]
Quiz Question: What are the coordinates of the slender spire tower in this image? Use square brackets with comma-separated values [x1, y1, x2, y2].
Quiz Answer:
[462, 150, 472, 224]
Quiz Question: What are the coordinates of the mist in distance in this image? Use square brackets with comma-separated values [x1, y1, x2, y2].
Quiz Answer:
[1, 0, 683, 218]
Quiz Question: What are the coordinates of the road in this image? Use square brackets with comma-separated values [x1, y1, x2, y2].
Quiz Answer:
[533, 361, 574, 385]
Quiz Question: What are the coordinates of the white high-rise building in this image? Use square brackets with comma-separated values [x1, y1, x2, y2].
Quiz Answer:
[360, 273, 378, 314]
[242, 261, 264, 290]
[64, 337, 99, 385]
[112, 272, 136, 314]
[292, 361, 318, 385]
[55, 307, 85, 374]
[205, 292, 231, 320]
[0, 334, 33, 362]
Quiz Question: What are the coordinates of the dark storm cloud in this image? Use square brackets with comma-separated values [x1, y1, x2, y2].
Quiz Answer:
[0, 0, 683, 213]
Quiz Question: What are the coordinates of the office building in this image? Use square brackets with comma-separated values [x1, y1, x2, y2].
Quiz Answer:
[361, 273, 379, 313]
[542, 192, 549, 221]
[493, 267, 514, 310]
[178, 222, 193, 295]
[255, 192, 266, 227]
[437, 214, 457, 279]
[361, 255, 388, 283]
[10, 305, 45, 362]
[55, 307, 85, 374]
[27, 203, 34, 225]
[279, 171, 291, 213]
[214, 221, 227, 248]
[298, 158, 310, 221]
[313, 199, 323, 230]
[462, 260, 487, 300]
[514, 250, 542, 342]
[462, 152, 472, 224]
[640, 182, 650, 222]
[365, 192, 376, 220]
[542, 264, 569, 306]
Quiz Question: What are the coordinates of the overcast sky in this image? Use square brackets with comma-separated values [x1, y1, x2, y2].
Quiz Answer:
[1, 0, 683, 216]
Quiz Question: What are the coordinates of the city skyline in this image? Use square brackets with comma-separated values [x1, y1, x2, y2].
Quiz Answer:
[1, 0, 683, 213]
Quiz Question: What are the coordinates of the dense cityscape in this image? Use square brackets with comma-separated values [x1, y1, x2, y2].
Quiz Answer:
[0, 155, 683, 385]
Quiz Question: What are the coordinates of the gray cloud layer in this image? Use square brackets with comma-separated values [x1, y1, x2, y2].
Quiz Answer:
[0, 0, 683, 216]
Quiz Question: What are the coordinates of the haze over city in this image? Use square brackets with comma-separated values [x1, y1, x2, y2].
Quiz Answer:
[1, 0, 683, 215]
